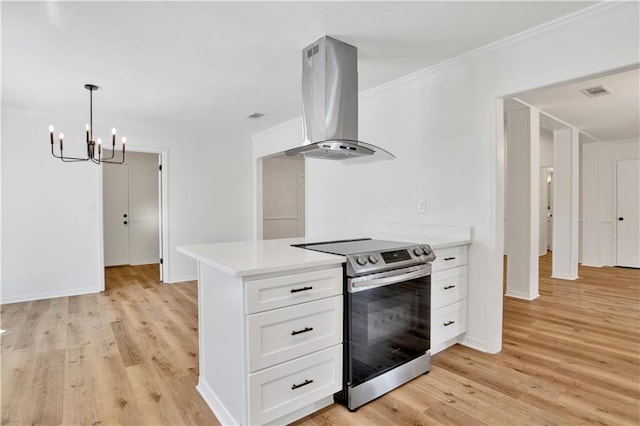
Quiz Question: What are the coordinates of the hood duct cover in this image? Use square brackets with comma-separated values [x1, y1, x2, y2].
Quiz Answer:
[285, 36, 395, 161]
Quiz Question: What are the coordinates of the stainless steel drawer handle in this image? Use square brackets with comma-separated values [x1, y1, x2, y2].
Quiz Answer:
[291, 327, 314, 336]
[290, 286, 313, 293]
[443, 321, 455, 327]
[444, 285, 456, 290]
[291, 379, 314, 390]
[444, 257, 456, 261]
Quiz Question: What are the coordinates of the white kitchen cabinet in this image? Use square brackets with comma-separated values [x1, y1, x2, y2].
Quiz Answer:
[431, 244, 469, 354]
[248, 345, 342, 425]
[195, 261, 343, 426]
[247, 295, 342, 372]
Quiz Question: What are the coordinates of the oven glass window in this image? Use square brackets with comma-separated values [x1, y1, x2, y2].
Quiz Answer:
[349, 276, 430, 387]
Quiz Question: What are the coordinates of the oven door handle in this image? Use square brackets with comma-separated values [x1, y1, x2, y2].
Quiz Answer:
[349, 265, 430, 292]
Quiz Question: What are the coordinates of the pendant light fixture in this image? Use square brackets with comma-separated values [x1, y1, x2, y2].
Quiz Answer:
[49, 84, 126, 164]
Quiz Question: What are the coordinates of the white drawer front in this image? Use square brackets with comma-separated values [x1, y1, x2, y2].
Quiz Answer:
[432, 246, 467, 272]
[246, 267, 342, 314]
[431, 300, 467, 346]
[431, 266, 467, 310]
[247, 296, 342, 372]
[248, 345, 342, 425]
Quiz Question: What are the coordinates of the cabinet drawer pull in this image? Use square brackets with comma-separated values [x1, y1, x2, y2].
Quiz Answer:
[444, 285, 456, 290]
[291, 379, 314, 390]
[443, 320, 455, 327]
[444, 257, 456, 261]
[291, 326, 314, 336]
[290, 286, 313, 293]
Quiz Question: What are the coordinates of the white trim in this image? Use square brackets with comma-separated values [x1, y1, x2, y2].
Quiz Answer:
[97, 145, 170, 289]
[96, 163, 106, 293]
[167, 275, 197, 284]
[460, 335, 491, 354]
[130, 260, 160, 266]
[550, 274, 579, 281]
[197, 379, 237, 426]
[263, 216, 298, 221]
[504, 291, 541, 301]
[360, 2, 635, 100]
[1, 286, 100, 305]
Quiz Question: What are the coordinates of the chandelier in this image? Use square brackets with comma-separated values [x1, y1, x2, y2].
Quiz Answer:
[49, 84, 126, 164]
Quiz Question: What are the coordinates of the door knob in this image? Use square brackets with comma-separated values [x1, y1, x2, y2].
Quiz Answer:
[123, 221, 128, 225]
[618, 217, 624, 221]
[123, 214, 128, 218]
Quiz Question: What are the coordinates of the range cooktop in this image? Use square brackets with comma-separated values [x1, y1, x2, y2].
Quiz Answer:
[293, 238, 435, 276]
[294, 238, 418, 255]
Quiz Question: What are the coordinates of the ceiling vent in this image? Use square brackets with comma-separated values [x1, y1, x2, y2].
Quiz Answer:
[580, 85, 612, 98]
[247, 112, 265, 119]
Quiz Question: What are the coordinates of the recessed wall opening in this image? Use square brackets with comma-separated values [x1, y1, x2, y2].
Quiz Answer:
[499, 65, 639, 302]
[99, 147, 169, 290]
[261, 154, 305, 239]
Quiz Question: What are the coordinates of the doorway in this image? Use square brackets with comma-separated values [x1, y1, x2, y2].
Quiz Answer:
[99, 147, 169, 290]
[616, 158, 640, 268]
[262, 154, 305, 239]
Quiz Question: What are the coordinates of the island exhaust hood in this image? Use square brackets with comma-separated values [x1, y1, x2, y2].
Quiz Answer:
[285, 36, 395, 161]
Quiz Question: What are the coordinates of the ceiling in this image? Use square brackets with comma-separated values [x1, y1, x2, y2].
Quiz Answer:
[2, 1, 599, 140]
[516, 67, 640, 142]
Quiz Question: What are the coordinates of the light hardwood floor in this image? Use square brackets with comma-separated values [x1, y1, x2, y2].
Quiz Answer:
[1, 255, 638, 425]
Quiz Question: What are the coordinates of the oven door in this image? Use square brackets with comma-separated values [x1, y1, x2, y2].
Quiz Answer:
[346, 264, 431, 388]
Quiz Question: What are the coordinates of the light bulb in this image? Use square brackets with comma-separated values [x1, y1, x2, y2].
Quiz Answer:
[97, 138, 102, 145]
[121, 137, 126, 144]
[112, 128, 116, 135]
[59, 133, 64, 139]
[49, 125, 54, 132]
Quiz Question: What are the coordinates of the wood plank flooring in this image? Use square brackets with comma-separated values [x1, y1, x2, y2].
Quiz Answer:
[2, 256, 639, 425]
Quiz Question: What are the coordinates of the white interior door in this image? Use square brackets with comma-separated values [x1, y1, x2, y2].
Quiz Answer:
[616, 159, 640, 268]
[103, 164, 130, 266]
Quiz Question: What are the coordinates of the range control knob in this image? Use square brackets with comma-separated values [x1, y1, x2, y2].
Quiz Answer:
[356, 256, 368, 266]
[422, 245, 432, 255]
[413, 247, 424, 256]
[368, 254, 380, 264]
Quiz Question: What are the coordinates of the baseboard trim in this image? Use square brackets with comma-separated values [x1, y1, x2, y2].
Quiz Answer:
[461, 335, 491, 353]
[168, 275, 197, 284]
[551, 274, 579, 281]
[504, 291, 540, 301]
[1, 286, 100, 305]
[197, 378, 237, 425]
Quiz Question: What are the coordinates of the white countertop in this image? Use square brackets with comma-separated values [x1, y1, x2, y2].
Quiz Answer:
[177, 238, 344, 277]
[177, 234, 470, 277]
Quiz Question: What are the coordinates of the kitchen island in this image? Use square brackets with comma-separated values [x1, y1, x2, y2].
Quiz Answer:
[178, 233, 470, 425]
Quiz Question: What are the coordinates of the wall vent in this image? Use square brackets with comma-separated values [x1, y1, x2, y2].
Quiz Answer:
[247, 112, 265, 119]
[580, 85, 612, 97]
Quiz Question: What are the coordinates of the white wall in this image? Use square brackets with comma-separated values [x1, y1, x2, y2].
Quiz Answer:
[540, 128, 555, 168]
[580, 139, 600, 266]
[1, 111, 253, 303]
[252, 3, 640, 354]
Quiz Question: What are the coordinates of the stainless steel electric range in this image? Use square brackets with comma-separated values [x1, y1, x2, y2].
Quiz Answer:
[294, 238, 436, 411]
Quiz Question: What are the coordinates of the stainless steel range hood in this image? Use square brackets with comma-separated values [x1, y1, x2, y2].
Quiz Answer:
[285, 36, 395, 161]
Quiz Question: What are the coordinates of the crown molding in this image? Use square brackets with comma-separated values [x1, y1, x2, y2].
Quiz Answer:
[361, 1, 637, 100]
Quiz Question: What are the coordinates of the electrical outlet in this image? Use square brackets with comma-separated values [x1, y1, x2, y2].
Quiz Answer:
[417, 199, 426, 213]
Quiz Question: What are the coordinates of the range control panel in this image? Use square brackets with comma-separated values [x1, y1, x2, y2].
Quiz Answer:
[346, 244, 436, 277]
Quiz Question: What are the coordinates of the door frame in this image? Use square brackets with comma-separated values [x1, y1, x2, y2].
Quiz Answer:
[97, 145, 169, 290]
